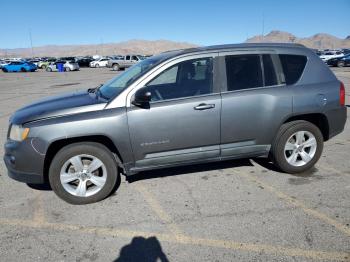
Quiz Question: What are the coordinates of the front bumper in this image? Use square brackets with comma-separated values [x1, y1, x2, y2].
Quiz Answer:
[3, 139, 45, 184]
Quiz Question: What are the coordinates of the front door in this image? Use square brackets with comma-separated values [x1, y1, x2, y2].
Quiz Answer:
[127, 55, 221, 170]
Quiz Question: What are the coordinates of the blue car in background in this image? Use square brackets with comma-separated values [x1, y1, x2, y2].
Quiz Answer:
[2, 61, 37, 72]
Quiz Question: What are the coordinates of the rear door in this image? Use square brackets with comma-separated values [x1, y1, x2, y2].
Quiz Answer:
[127, 54, 221, 170]
[219, 51, 293, 157]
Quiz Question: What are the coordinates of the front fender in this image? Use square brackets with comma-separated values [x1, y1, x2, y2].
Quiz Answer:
[25, 107, 134, 164]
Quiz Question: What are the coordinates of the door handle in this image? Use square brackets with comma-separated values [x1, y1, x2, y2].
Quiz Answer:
[194, 103, 215, 110]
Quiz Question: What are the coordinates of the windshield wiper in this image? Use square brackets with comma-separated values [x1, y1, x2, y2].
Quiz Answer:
[87, 84, 103, 93]
[87, 84, 109, 100]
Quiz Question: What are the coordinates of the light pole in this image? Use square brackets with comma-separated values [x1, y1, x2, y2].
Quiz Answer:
[29, 28, 34, 57]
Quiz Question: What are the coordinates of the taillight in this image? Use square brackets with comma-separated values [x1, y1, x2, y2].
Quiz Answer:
[340, 82, 345, 106]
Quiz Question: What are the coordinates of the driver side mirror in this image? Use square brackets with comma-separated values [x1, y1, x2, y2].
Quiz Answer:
[132, 87, 151, 108]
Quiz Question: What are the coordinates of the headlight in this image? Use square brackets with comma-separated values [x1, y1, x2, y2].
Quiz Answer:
[9, 125, 30, 141]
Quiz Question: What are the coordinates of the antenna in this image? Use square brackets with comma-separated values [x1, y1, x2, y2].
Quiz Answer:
[29, 28, 34, 57]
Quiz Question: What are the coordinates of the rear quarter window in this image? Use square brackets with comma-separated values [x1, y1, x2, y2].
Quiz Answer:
[279, 54, 307, 85]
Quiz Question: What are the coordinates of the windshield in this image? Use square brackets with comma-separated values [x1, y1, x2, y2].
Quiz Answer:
[98, 56, 165, 99]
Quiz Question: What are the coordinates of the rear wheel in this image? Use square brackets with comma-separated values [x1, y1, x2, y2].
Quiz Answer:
[271, 120, 323, 173]
[112, 64, 120, 71]
[65, 67, 71, 72]
[21, 67, 27, 72]
[49, 142, 119, 204]
[2, 68, 8, 72]
[46, 67, 52, 72]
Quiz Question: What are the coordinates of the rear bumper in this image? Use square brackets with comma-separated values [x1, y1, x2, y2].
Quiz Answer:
[326, 106, 347, 140]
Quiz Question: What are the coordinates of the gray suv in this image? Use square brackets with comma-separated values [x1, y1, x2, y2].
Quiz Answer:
[4, 43, 347, 204]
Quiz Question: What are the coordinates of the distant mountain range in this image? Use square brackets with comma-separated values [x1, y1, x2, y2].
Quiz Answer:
[0, 40, 197, 58]
[246, 30, 350, 49]
[1, 31, 349, 58]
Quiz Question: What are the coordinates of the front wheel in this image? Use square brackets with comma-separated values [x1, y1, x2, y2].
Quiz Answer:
[337, 61, 345, 67]
[65, 67, 71, 72]
[112, 64, 120, 71]
[271, 120, 323, 173]
[21, 67, 27, 72]
[49, 142, 119, 204]
[95, 64, 100, 68]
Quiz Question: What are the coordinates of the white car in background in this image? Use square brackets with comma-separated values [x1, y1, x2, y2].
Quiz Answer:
[46, 60, 80, 72]
[0, 60, 11, 69]
[90, 58, 109, 68]
[319, 51, 344, 62]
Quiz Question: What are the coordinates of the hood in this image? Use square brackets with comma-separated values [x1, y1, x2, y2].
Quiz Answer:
[10, 90, 107, 125]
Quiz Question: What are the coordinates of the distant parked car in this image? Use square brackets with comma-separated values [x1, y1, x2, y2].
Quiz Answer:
[0, 60, 11, 69]
[319, 51, 344, 62]
[38, 58, 56, 69]
[2, 61, 37, 72]
[327, 54, 350, 67]
[90, 58, 110, 68]
[46, 61, 79, 72]
[27, 60, 40, 67]
[106, 54, 143, 71]
[108, 55, 124, 60]
[59, 57, 76, 62]
[76, 58, 94, 67]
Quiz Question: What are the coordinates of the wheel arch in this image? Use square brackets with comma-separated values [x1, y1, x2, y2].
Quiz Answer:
[43, 135, 124, 182]
[283, 113, 329, 141]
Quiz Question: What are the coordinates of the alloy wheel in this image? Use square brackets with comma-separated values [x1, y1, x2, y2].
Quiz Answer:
[60, 154, 107, 197]
[284, 131, 317, 167]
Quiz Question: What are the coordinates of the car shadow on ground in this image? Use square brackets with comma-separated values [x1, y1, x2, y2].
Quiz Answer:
[27, 182, 52, 191]
[113, 236, 169, 262]
[26, 157, 317, 191]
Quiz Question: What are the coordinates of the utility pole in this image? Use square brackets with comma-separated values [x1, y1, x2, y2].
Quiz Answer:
[100, 37, 104, 56]
[261, 13, 265, 41]
[29, 28, 34, 58]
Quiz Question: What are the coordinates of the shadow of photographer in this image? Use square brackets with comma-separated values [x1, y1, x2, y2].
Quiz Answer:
[114, 236, 169, 262]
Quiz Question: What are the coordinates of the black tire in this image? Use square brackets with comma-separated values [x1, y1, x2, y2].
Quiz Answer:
[337, 61, 344, 67]
[2, 68, 8, 72]
[95, 63, 100, 68]
[49, 142, 119, 204]
[21, 67, 27, 72]
[112, 64, 120, 71]
[271, 120, 323, 174]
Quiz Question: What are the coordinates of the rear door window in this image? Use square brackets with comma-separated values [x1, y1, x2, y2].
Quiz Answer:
[225, 54, 263, 91]
[278, 54, 307, 85]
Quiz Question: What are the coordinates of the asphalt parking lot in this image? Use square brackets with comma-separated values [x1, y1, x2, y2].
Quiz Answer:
[0, 67, 349, 262]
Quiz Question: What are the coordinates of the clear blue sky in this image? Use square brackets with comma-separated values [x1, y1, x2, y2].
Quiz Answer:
[1, 0, 349, 49]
